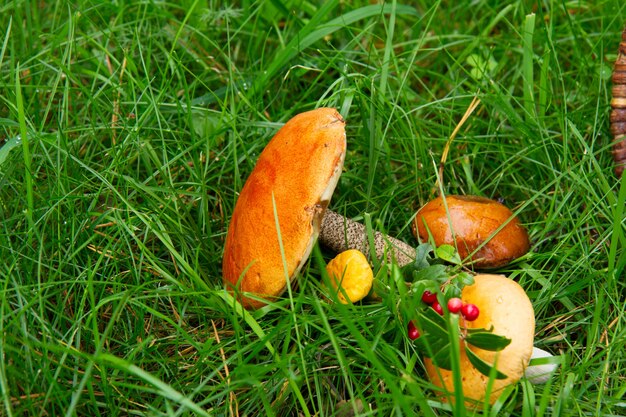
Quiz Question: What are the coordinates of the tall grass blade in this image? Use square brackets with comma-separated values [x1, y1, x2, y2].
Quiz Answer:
[15, 63, 34, 240]
[523, 13, 536, 122]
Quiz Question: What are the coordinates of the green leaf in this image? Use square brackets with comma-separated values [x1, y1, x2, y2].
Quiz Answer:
[413, 242, 433, 270]
[465, 332, 512, 351]
[410, 264, 448, 283]
[443, 285, 461, 299]
[467, 53, 483, 68]
[411, 307, 454, 368]
[464, 346, 509, 379]
[455, 272, 475, 287]
[435, 244, 462, 265]
[420, 304, 448, 329]
[190, 111, 221, 138]
[402, 243, 434, 281]
[429, 344, 453, 370]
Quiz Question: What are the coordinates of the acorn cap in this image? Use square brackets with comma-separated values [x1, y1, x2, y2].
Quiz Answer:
[425, 274, 535, 406]
[222, 108, 346, 309]
[413, 195, 530, 268]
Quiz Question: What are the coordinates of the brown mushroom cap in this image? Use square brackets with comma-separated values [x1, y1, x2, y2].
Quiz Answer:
[412, 195, 530, 268]
[222, 108, 346, 309]
[424, 274, 535, 406]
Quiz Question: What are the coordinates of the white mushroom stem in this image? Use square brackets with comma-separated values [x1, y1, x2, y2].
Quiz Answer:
[319, 209, 415, 266]
[319, 209, 557, 385]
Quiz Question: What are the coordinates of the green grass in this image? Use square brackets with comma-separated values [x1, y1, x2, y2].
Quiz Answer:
[1, 0, 625, 415]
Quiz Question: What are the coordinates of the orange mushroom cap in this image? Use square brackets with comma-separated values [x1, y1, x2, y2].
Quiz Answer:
[222, 108, 346, 308]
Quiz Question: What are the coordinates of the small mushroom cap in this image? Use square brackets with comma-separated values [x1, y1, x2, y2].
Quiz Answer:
[222, 108, 346, 308]
[325, 249, 374, 304]
[425, 274, 535, 406]
[413, 195, 530, 268]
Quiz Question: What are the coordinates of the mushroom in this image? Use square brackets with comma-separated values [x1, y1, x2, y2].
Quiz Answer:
[325, 249, 374, 304]
[222, 108, 346, 309]
[412, 195, 530, 268]
[424, 274, 535, 406]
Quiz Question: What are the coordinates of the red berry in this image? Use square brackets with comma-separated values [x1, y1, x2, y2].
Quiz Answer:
[421, 290, 437, 305]
[461, 303, 480, 321]
[407, 321, 420, 340]
[432, 301, 444, 315]
[447, 297, 463, 314]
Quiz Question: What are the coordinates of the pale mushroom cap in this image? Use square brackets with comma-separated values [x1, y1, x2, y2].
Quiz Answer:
[222, 108, 346, 309]
[425, 274, 535, 406]
[413, 195, 530, 268]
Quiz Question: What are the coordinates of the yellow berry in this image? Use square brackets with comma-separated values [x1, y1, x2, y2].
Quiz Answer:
[325, 249, 373, 304]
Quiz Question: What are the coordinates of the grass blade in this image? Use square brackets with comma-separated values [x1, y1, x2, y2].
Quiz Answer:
[523, 13, 536, 121]
[14, 63, 34, 241]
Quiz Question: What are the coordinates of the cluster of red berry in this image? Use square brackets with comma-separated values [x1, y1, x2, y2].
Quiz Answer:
[407, 290, 480, 340]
